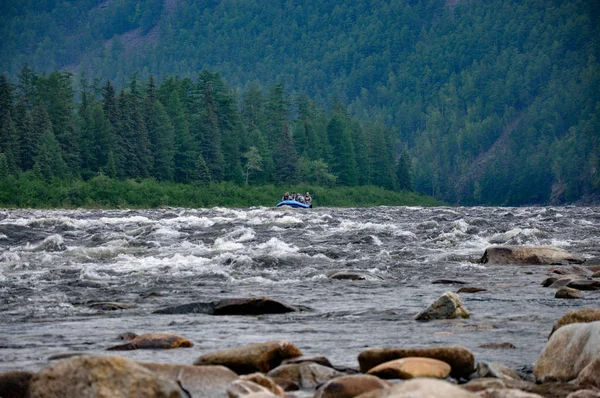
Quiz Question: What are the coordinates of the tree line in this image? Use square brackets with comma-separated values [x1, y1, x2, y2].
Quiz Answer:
[0, 67, 415, 194]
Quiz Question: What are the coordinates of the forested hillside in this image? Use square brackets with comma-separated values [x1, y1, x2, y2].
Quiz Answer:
[1, 0, 599, 204]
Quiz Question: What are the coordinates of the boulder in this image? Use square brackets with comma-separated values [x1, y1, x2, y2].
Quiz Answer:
[479, 343, 516, 350]
[154, 297, 300, 315]
[555, 287, 585, 299]
[549, 276, 586, 289]
[140, 362, 238, 398]
[313, 375, 392, 398]
[481, 246, 585, 265]
[327, 270, 376, 280]
[534, 321, 600, 382]
[462, 378, 509, 392]
[27, 355, 182, 398]
[366, 357, 451, 379]
[541, 277, 558, 287]
[548, 266, 591, 276]
[193, 341, 302, 374]
[281, 355, 333, 368]
[566, 280, 600, 291]
[474, 389, 544, 398]
[239, 373, 285, 397]
[576, 357, 600, 388]
[358, 346, 474, 379]
[550, 308, 600, 337]
[458, 287, 488, 293]
[432, 279, 468, 285]
[266, 362, 344, 389]
[476, 362, 521, 381]
[0, 370, 34, 398]
[226, 380, 280, 398]
[466, 379, 583, 398]
[382, 378, 478, 398]
[415, 291, 470, 321]
[87, 302, 136, 311]
[107, 332, 193, 350]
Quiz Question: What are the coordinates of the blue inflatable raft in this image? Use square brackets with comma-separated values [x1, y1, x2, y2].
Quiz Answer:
[275, 200, 312, 209]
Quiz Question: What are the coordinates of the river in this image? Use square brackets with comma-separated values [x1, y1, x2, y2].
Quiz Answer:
[0, 206, 598, 374]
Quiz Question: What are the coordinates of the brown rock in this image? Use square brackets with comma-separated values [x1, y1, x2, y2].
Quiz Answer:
[500, 379, 583, 398]
[106, 332, 193, 350]
[458, 287, 488, 293]
[555, 286, 585, 299]
[227, 379, 280, 398]
[481, 246, 585, 265]
[282, 355, 333, 368]
[541, 277, 558, 287]
[366, 357, 451, 379]
[576, 357, 600, 388]
[383, 378, 478, 397]
[548, 266, 591, 276]
[415, 291, 470, 321]
[474, 389, 544, 398]
[479, 343, 516, 349]
[534, 321, 600, 382]
[548, 277, 585, 289]
[355, 389, 389, 398]
[314, 375, 392, 398]
[592, 272, 600, 278]
[476, 362, 521, 381]
[266, 362, 344, 389]
[239, 374, 285, 397]
[140, 362, 238, 398]
[462, 378, 508, 392]
[194, 341, 302, 374]
[566, 280, 600, 291]
[27, 355, 181, 398]
[550, 308, 600, 337]
[0, 370, 34, 398]
[358, 345, 475, 379]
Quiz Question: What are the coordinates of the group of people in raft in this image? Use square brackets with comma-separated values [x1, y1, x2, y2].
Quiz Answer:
[281, 191, 312, 206]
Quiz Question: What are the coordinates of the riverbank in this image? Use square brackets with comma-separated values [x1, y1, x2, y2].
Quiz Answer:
[0, 175, 444, 208]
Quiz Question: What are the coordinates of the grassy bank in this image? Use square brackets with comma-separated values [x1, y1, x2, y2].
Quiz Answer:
[0, 175, 445, 208]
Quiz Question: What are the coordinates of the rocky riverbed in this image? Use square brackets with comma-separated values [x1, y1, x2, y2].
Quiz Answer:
[0, 206, 599, 397]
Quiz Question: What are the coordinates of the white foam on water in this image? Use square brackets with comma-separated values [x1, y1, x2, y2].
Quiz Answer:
[370, 235, 383, 246]
[254, 237, 299, 257]
[212, 238, 244, 251]
[220, 227, 256, 243]
[274, 216, 303, 224]
[29, 234, 66, 252]
[0, 234, 7, 239]
[333, 220, 399, 235]
[269, 226, 285, 231]
[99, 215, 152, 225]
[152, 227, 181, 239]
[168, 215, 215, 228]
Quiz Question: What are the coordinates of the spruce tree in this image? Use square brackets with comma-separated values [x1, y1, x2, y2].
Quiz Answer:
[274, 122, 299, 183]
[34, 124, 68, 182]
[148, 101, 175, 181]
[14, 97, 33, 171]
[327, 112, 358, 186]
[195, 152, 211, 186]
[198, 81, 224, 181]
[396, 151, 415, 191]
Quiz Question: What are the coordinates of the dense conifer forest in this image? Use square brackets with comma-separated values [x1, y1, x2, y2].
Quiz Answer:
[1, 0, 599, 205]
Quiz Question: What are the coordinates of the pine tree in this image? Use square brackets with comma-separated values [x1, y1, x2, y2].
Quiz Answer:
[148, 101, 175, 181]
[327, 111, 358, 186]
[14, 97, 33, 170]
[195, 152, 211, 186]
[368, 122, 396, 190]
[34, 124, 68, 182]
[265, 83, 289, 149]
[0, 153, 8, 180]
[274, 122, 299, 183]
[198, 80, 224, 181]
[396, 151, 415, 191]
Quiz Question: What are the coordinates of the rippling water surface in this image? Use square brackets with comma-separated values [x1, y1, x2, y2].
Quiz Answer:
[1, 206, 599, 373]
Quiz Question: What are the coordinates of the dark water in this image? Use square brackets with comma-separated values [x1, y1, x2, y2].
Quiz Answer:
[0, 206, 599, 374]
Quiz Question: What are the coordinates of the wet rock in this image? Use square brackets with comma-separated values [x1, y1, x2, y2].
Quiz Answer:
[463, 378, 509, 392]
[47, 352, 87, 361]
[476, 362, 521, 381]
[266, 362, 343, 389]
[474, 389, 544, 398]
[140, 362, 238, 398]
[534, 321, 600, 382]
[33, 234, 67, 252]
[326, 270, 383, 280]
[550, 308, 600, 337]
[541, 277, 558, 287]
[0, 370, 34, 398]
[358, 345, 474, 379]
[555, 286, 585, 299]
[548, 266, 591, 276]
[458, 287, 488, 293]
[415, 291, 470, 321]
[87, 301, 136, 311]
[106, 332, 193, 350]
[566, 390, 600, 398]
[481, 246, 585, 265]
[313, 375, 392, 398]
[548, 276, 585, 289]
[466, 379, 583, 398]
[366, 357, 451, 379]
[432, 279, 468, 285]
[282, 355, 333, 368]
[239, 374, 285, 397]
[566, 280, 600, 291]
[194, 341, 302, 374]
[592, 272, 600, 278]
[28, 355, 182, 398]
[154, 297, 300, 315]
[576, 357, 600, 388]
[227, 379, 280, 398]
[383, 378, 478, 397]
[479, 343, 516, 350]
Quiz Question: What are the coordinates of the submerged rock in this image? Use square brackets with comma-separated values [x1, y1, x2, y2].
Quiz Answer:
[432, 279, 468, 285]
[555, 287, 585, 299]
[366, 357, 451, 379]
[154, 297, 300, 315]
[479, 343, 516, 350]
[194, 341, 302, 374]
[550, 308, 600, 337]
[106, 332, 193, 350]
[87, 301, 136, 311]
[534, 321, 600, 382]
[458, 287, 488, 293]
[313, 375, 392, 398]
[140, 362, 238, 398]
[267, 362, 344, 389]
[27, 355, 181, 398]
[566, 280, 600, 291]
[481, 246, 585, 265]
[358, 345, 474, 379]
[415, 291, 470, 321]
